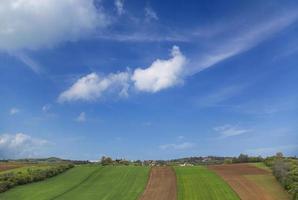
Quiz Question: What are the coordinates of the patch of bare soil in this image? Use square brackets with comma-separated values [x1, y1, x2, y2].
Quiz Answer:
[139, 166, 177, 200]
[208, 164, 275, 200]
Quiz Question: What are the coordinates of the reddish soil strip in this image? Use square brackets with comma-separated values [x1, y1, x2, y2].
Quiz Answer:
[0, 164, 22, 172]
[208, 164, 274, 200]
[139, 166, 177, 200]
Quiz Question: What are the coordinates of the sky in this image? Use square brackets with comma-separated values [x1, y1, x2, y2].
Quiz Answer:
[0, 0, 297, 160]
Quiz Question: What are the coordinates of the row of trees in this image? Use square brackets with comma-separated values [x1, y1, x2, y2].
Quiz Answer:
[100, 156, 144, 166]
[224, 154, 263, 164]
[264, 153, 298, 200]
[0, 163, 73, 193]
[100, 156, 131, 166]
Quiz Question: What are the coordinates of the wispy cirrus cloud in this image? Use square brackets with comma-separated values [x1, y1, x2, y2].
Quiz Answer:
[42, 104, 51, 112]
[114, 0, 125, 16]
[160, 142, 195, 151]
[245, 144, 298, 156]
[12, 52, 43, 74]
[194, 85, 246, 108]
[145, 6, 158, 21]
[76, 112, 86, 122]
[65, 10, 297, 101]
[9, 107, 20, 115]
[96, 32, 188, 42]
[214, 124, 251, 138]
[187, 11, 298, 75]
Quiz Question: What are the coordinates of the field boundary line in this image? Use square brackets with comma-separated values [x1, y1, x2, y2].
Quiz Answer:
[137, 167, 152, 200]
[207, 166, 241, 199]
[48, 166, 104, 200]
[138, 167, 153, 199]
[171, 166, 179, 199]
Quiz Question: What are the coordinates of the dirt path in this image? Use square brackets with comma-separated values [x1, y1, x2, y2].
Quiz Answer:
[208, 164, 274, 200]
[139, 166, 177, 200]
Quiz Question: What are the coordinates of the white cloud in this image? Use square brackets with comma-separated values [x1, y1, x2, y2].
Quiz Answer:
[132, 46, 187, 93]
[58, 46, 187, 102]
[0, 0, 107, 51]
[245, 145, 298, 156]
[76, 112, 86, 122]
[0, 133, 48, 159]
[42, 104, 51, 112]
[96, 32, 188, 42]
[160, 142, 195, 150]
[177, 136, 185, 140]
[9, 107, 19, 115]
[114, 0, 124, 16]
[13, 52, 42, 73]
[142, 122, 152, 126]
[58, 71, 130, 102]
[145, 6, 158, 21]
[214, 124, 250, 138]
[195, 85, 246, 107]
[187, 11, 298, 75]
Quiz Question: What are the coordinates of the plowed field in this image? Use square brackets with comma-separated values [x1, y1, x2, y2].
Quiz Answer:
[139, 166, 177, 200]
[209, 164, 290, 200]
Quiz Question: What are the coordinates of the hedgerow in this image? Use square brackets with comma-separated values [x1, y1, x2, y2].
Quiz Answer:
[0, 163, 73, 193]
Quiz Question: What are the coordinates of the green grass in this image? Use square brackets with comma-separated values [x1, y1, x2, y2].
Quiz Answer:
[249, 162, 271, 172]
[175, 166, 240, 200]
[0, 165, 149, 200]
[246, 175, 290, 200]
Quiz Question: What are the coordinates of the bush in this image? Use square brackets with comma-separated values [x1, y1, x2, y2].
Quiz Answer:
[0, 163, 74, 193]
[265, 155, 298, 200]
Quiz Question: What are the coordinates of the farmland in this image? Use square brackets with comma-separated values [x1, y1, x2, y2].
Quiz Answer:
[209, 164, 290, 200]
[0, 161, 293, 200]
[0, 165, 149, 200]
[175, 166, 239, 200]
[140, 167, 177, 200]
[0, 162, 25, 172]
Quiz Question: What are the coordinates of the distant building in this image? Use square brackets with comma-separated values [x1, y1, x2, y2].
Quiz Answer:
[179, 163, 194, 167]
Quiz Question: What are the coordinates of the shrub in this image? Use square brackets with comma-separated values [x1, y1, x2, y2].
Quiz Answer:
[0, 163, 73, 193]
[265, 155, 298, 200]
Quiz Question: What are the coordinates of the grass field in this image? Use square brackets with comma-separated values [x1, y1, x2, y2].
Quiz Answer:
[248, 162, 290, 199]
[0, 162, 27, 172]
[245, 174, 290, 200]
[0, 165, 149, 200]
[175, 166, 240, 200]
[249, 162, 272, 172]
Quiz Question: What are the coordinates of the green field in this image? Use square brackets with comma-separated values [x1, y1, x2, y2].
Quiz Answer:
[249, 162, 272, 172]
[0, 165, 149, 200]
[246, 175, 290, 200]
[175, 166, 240, 200]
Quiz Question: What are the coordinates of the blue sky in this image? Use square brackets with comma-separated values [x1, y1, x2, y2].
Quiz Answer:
[0, 0, 297, 160]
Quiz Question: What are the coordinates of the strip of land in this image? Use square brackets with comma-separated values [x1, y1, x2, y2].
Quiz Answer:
[139, 166, 177, 200]
[175, 166, 239, 200]
[0, 165, 149, 200]
[208, 164, 290, 200]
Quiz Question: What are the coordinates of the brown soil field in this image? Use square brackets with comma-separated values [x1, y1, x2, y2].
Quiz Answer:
[0, 163, 22, 172]
[139, 166, 177, 200]
[208, 164, 289, 200]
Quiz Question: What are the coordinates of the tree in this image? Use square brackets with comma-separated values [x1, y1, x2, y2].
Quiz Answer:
[134, 160, 142, 166]
[273, 159, 290, 186]
[276, 152, 284, 158]
[100, 156, 113, 166]
[238, 154, 249, 163]
[289, 182, 298, 200]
